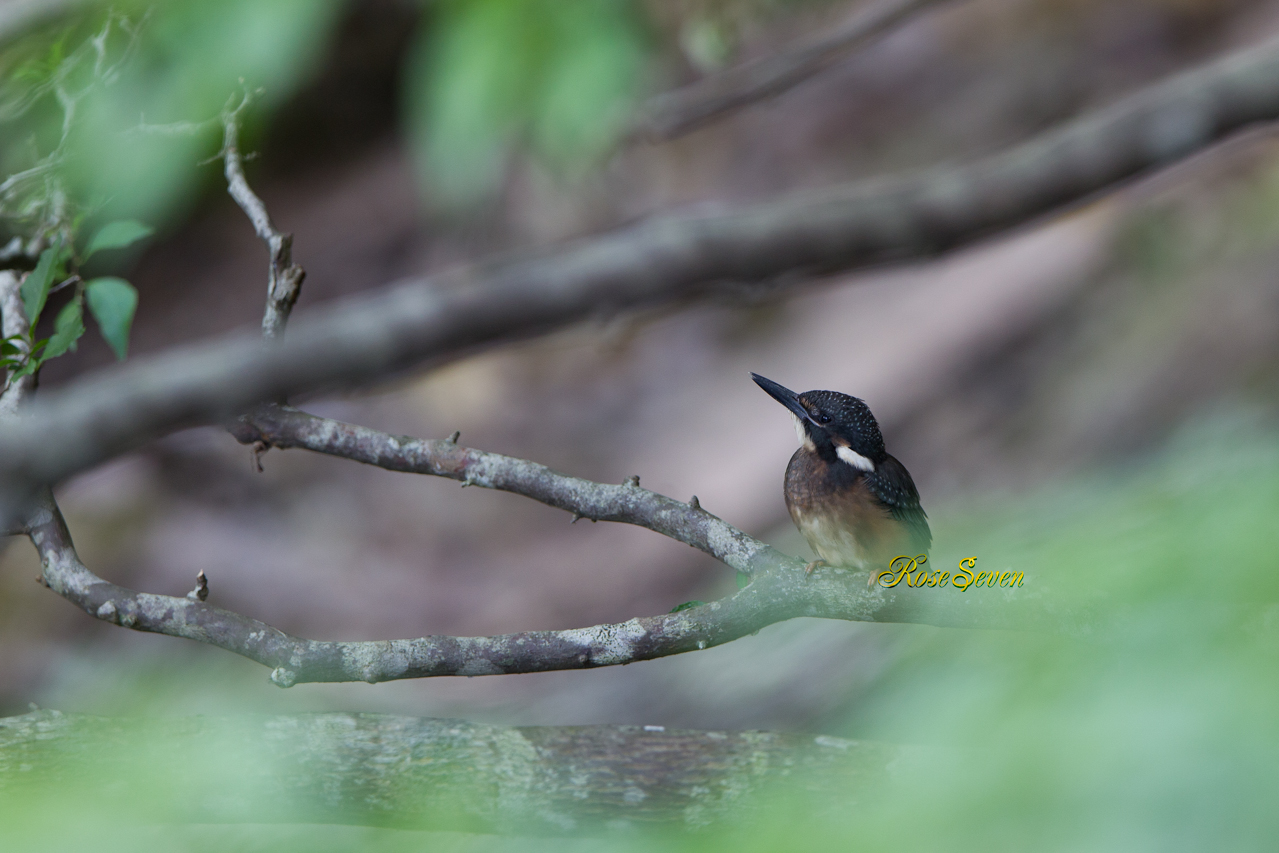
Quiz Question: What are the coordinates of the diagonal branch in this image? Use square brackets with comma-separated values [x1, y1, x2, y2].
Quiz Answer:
[6, 33, 1279, 514]
[637, 0, 953, 140]
[229, 403, 769, 575]
[220, 90, 305, 339]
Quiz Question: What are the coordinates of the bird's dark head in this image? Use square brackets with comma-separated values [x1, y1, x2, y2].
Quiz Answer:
[751, 373, 885, 471]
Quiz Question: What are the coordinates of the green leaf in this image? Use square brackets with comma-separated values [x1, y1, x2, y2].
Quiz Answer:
[11, 338, 46, 377]
[1, 336, 20, 356]
[40, 298, 85, 361]
[85, 277, 138, 360]
[84, 220, 154, 259]
[736, 571, 750, 589]
[20, 247, 60, 328]
[669, 600, 706, 614]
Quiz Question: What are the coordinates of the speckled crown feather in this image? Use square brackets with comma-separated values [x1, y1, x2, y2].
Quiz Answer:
[798, 390, 885, 459]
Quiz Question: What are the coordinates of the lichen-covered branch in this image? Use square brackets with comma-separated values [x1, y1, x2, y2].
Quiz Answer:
[6, 33, 1279, 512]
[230, 403, 770, 575]
[25, 487, 792, 686]
[0, 710, 900, 833]
[637, 0, 951, 139]
[23, 430, 1075, 687]
[220, 90, 305, 339]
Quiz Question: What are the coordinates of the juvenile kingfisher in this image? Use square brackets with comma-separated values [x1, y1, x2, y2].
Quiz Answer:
[752, 373, 930, 585]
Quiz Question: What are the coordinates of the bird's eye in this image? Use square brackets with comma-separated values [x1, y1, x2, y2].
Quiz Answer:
[818, 413, 831, 424]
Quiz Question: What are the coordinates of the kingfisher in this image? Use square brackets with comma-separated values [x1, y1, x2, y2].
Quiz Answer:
[752, 373, 930, 585]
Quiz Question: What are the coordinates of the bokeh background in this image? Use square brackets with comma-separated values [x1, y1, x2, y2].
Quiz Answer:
[3, 0, 1279, 848]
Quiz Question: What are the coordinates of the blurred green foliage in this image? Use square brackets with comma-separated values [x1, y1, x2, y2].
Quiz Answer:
[682, 414, 1278, 850]
[768, 413, 1279, 852]
[0, 1, 341, 237]
[0, 0, 843, 228]
[405, 0, 648, 208]
[0, 0, 653, 231]
[66, 0, 342, 223]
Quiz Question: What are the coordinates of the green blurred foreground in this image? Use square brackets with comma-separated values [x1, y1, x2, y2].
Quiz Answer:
[2, 413, 1277, 850]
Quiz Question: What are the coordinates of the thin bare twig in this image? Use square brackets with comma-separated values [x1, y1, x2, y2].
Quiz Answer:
[230, 404, 769, 575]
[638, 0, 952, 139]
[126, 116, 220, 137]
[0, 159, 59, 207]
[220, 89, 305, 339]
[185, 570, 208, 602]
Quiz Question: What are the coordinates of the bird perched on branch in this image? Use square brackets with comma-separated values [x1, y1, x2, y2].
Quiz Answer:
[752, 373, 930, 585]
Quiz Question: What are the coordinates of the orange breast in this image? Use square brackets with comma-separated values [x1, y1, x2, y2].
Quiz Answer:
[784, 447, 919, 571]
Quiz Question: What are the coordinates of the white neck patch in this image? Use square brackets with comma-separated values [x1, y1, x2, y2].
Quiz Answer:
[791, 414, 815, 451]
[835, 445, 875, 472]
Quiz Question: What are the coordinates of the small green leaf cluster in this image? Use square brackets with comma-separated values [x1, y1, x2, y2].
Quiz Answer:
[2, 219, 148, 379]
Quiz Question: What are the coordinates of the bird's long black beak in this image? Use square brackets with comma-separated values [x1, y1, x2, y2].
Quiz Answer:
[751, 373, 811, 423]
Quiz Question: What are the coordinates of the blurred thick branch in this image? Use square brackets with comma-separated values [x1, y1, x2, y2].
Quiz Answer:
[6, 33, 1279, 511]
[0, 710, 897, 833]
[637, 0, 952, 139]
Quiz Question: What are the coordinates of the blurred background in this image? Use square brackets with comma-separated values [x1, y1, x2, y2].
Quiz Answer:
[3, 0, 1279, 848]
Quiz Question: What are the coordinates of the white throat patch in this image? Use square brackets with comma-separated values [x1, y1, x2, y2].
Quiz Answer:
[835, 445, 875, 472]
[791, 414, 815, 451]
